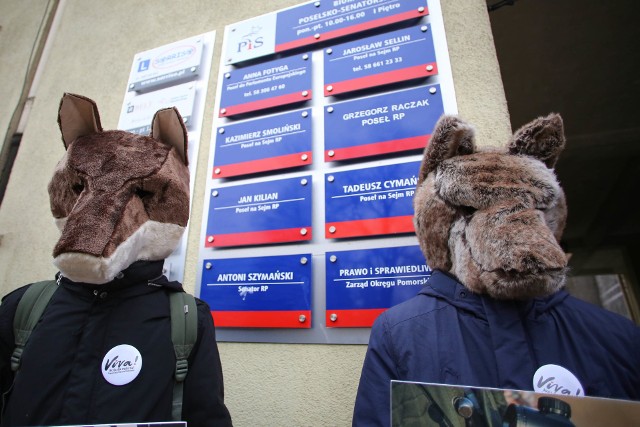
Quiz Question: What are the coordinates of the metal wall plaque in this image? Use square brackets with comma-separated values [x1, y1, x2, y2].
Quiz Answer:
[201, 254, 312, 328]
[219, 53, 312, 117]
[202, 0, 459, 343]
[326, 245, 430, 327]
[206, 176, 312, 247]
[324, 83, 443, 161]
[275, 0, 429, 54]
[118, 82, 196, 135]
[126, 35, 204, 93]
[323, 23, 437, 96]
[325, 161, 419, 238]
[213, 109, 312, 178]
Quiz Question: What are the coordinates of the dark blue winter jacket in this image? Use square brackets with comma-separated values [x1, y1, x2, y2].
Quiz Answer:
[353, 270, 640, 426]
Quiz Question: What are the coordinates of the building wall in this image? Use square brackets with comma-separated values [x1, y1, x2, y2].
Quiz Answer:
[0, 0, 510, 425]
[0, 1, 54, 199]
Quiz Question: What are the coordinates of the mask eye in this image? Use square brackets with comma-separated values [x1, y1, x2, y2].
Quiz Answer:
[71, 182, 84, 195]
[134, 187, 154, 199]
[459, 205, 476, 216]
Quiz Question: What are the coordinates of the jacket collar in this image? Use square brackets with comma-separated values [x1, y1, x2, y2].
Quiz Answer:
[58, 260, 183, 297]
[420, 270, 569, 320]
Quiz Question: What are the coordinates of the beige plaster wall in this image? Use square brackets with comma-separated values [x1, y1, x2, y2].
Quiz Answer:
[0, 1, 54, 181]
[0, 0, 510, 425]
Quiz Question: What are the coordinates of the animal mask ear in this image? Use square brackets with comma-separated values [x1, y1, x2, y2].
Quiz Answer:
[508, 113, 565, 168]
[58, 93, 103, 149]
[417, 115, 476, 185]
[150, 107, 189, 166]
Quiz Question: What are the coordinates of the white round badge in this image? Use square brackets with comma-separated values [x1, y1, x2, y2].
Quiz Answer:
[533, 364, 584, 396]
[101, 344, 142, 386]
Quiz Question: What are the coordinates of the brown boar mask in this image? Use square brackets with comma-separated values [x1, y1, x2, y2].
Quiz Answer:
[413, 114, 569, 300]
[48, 93, 190, 284]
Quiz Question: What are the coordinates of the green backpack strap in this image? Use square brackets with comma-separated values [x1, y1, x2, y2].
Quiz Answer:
[169, 291, 198, 421]
[12, 280, 58, 372]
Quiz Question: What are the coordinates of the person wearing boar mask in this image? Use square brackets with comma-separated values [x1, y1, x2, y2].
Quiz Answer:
[353, 114, 640, 426]
[0, 93, 232, 426]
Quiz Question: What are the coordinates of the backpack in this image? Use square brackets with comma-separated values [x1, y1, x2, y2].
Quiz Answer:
[10, 280, 197, 422]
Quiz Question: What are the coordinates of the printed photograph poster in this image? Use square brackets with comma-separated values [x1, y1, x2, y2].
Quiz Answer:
[325, 161, 420, 238]
[213, 108, 312, 178]
[126, 34, 204, 93]
[391, 381, 640, 427]
[61, 423, 186, 427]
[219, 53, 312, 117]
[274, 0, 430, 55]
[324, 23, 437, 96]
[205, 176, 312, 247]
[325, 245, 430, 327]
[324, 84, 443, 161]
[200, 254, 312, 328]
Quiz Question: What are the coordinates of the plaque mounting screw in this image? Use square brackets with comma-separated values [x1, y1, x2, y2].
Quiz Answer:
[326, 48, 333, 55]
[314, 33, 321, 40]
[214, 168, 221, 175]
[302, 54, 309, 60]
[299, 314, 307, 323]
[207, 236, 214, 243]
[218, 128, 225, 134]
[220, 108, 227, 115]
[330, 255, 337, 262]
[418, 6, 425, 13]
[327, 107, 334, 113]
[330, 313, 338, 322]
[212, 190, 219, 197]
[302, 90, 309, 97]
[300, 257, 308, 265]
[328, 150, 335, 157]
[426, 65, 434, 72]
[224, 72, 231, 79]
[129, 83, 135, 90]
[329, 226, 336, 234]
[301, 154, 309, 161]
[205, 262, 212, 270]
[327, 175, 335, 182]
[421, 25, 428, 32]
[300, 228, 308, 236]
[429, 87, 437, 94]
[302, 111, 309, 118]
[190, 66, 197, 72]
[301, 178, 308, 185]
[314, 1, 320, 6]
[327, 85, 333, 92]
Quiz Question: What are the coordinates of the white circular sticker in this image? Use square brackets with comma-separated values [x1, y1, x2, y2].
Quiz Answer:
[101, 344, 142, 386]
[533, 364, 584, 396]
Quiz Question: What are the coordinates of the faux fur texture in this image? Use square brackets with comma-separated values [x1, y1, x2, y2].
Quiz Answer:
[53, 221, 185, 284]
[413, 114, 568, 300]
[48, 93, 190, 284]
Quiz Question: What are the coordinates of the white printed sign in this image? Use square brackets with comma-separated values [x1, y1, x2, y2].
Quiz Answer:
[127, 34, 204, 92]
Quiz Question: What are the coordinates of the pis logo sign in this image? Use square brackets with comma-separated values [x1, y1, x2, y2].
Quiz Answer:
[237, 26, 264, 53]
